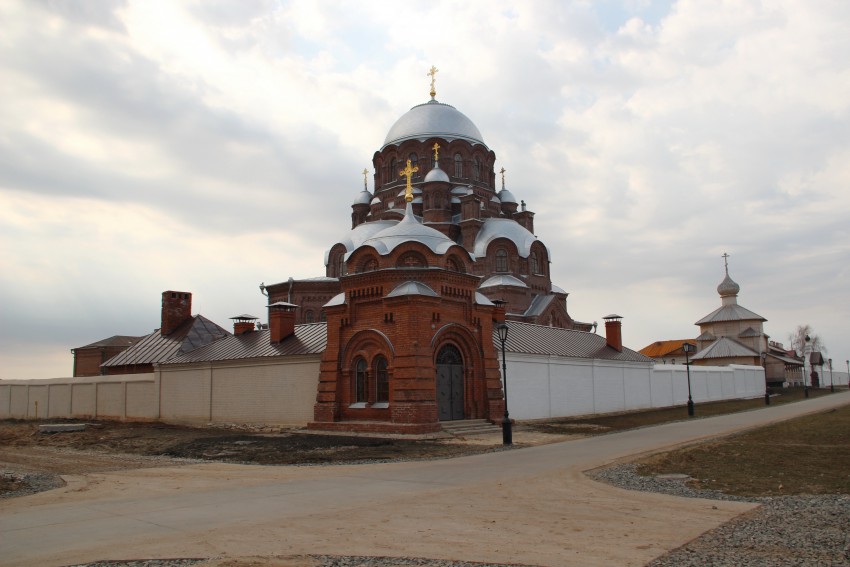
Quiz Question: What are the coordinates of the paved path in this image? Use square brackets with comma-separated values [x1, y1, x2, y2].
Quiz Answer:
[2, 392, 848, 567]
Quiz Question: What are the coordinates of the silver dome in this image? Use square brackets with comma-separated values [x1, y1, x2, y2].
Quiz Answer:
[382, 100, 487, 149]
[353, 189, 372, 206]
[498, 188, 517, 204]
[424, 164, 450, 183]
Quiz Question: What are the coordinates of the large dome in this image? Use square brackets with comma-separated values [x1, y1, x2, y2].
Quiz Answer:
[382, 100, 487, 149]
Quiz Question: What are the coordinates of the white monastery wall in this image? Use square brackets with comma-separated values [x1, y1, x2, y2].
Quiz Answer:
[504, 355, 765, 420]
[0, 375, 156, 420]
[0, 358, 321, 426]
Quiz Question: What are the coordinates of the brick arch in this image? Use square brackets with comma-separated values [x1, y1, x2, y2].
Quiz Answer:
[430, 323, 489, 420]
[341, 329, 395, 368]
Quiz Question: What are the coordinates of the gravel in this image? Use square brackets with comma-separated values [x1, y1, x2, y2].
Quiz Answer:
[590, 464, 850, 566]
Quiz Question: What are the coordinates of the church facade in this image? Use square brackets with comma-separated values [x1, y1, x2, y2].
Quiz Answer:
[263, 77, 591, 433]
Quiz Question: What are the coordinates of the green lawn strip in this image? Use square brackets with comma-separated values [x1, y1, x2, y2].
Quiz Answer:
[635, 405, 850, 496]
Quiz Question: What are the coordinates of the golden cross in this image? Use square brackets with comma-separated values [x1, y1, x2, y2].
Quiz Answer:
[399, 158, 419, 202]
[427, 65, 439, 99]
[362, 168, 369, 190]
[432, 142, 440, 162]
[500, 167, 506, 190]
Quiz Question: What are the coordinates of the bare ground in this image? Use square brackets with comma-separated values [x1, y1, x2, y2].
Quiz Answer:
[0, 419, 566, 498]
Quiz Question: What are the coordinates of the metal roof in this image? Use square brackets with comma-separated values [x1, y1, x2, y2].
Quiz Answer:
[695, 303, 766, 325]
[360, 203, 461, 257]
[382, 100, 487, 149]
[386, 281, 439, 298]
[638, 339, 694, 358]
[494, 321, 652, 363]
[523, 294, 555, 317]
[102, 315, 230, 367]
[75, 335, 143, 350]
[165, 323, 327, 365]
[479, 274, 528, 289]
[691, 336, 759, 360]
[473, 218, 541, 259]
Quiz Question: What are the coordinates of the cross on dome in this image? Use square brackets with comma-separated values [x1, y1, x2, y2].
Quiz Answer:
[427, 65, 438, 99]
[399, 158, 419, 202]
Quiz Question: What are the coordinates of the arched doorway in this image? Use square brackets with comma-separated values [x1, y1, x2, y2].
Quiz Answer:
[436, 344, 464, 421]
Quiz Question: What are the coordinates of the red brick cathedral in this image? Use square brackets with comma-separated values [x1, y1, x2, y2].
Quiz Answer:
[264, 74, 588, 433]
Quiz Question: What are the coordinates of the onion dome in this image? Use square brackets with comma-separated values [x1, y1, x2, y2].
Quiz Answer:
[424, 161, 450, 183]
[360, 202, 460, 256]
[353, 189, 372, 206]
[717, 273, 740, 298]
[382, 100, 487, 150]
[498, 188, 517, 204]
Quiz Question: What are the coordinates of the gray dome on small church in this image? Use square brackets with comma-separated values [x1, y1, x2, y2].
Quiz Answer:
[717, 273, 740, 297]
[382, 100, 487, 149]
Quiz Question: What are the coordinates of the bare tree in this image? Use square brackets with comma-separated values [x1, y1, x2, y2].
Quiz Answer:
[788, 324, 828, 357]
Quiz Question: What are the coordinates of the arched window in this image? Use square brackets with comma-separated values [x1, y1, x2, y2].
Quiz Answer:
[409, 153, 419, 178]
[473, 157, 480, 181]
[434, 193, 442, 208]
[454, 153, 463, 178]
[337, 254, 345, 277]
[374, 356, 389, 403]
[530, 252, 539, 275]
[354, 358, 367, 403]
[424, 194, 430, 209]
[495, 249, 508, 272]
[390, 158, 397, 183]
[305, 310, 314, 323]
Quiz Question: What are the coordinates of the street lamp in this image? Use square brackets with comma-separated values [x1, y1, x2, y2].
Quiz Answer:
[761, 351, 770, 405]
[496, 323, 512, 445]
[683, 342, 696, 417]
[828, 358, 834, 393]
[803, 335, 811, 398]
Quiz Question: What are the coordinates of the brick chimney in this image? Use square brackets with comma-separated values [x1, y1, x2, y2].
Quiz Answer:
[603, 314, 623, 352]
[230, 314, 259, 336]
[269, 301, 297, 343]
[161, 291, 192, 336]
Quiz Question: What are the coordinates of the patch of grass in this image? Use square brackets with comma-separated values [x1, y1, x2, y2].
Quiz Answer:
[635, 405, 850, 496]
[524, 387, 832, 435]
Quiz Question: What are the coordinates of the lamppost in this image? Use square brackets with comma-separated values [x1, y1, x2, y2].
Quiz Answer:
[803, 335, 811, 398]
[496, 322, 512, 445]
[761, 351, 770, 405]
[828, 358, 834, 393]
[683, 342, 696, 417]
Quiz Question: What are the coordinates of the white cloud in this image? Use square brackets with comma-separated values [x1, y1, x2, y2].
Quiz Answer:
[1, 0, 849, 378]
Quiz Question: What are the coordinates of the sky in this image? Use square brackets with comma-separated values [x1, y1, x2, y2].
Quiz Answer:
[2, 0, 849, 379]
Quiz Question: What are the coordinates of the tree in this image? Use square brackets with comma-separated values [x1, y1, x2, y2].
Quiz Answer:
[788, 324, 827, 357]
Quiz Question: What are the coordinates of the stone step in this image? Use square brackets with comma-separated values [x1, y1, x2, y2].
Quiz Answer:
[440, 419, 503, 437]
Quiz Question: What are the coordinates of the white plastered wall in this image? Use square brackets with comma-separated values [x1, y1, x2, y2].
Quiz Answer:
[502, 353, 764, 420]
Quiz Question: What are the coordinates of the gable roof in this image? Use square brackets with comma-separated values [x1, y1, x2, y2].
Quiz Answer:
[494, 321, 652, 363]
[102, 315, 230, 368]
[164, 323, 328, 364]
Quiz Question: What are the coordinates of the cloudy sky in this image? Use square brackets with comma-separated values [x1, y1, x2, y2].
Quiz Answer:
[2, 0, 849, 379]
